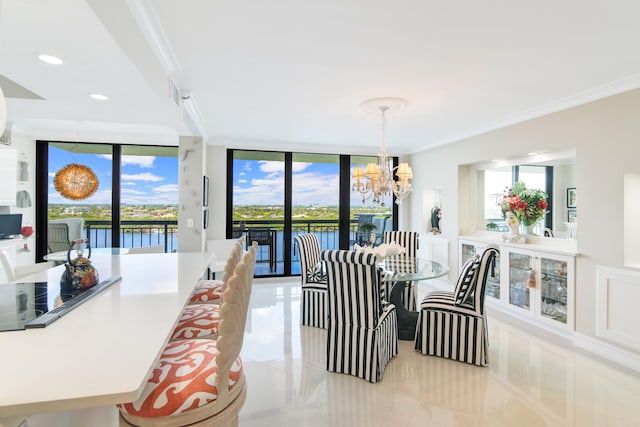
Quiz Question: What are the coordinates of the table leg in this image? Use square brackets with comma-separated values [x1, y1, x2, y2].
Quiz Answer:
[389, 280, 418, 340]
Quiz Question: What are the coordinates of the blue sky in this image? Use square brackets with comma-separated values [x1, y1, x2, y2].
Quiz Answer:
[233, 159, 392, 206]
[49, 147, 389, 207]
[48, 146, 179, 205]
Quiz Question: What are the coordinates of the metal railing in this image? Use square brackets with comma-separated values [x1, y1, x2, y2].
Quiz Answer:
[84, 220, 178, 253]
[79, 218, 383, 271]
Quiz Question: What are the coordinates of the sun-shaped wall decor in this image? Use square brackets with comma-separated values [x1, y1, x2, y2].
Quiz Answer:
[53, 163, 99, 200]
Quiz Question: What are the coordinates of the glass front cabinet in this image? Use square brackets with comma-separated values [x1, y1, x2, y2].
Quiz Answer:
[459, 239, 575, 330]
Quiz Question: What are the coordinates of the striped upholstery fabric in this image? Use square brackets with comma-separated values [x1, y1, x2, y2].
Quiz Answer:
[453, 255, 480, 305]
[294, 234, 328, 329]
[414, 245, 499, 366]
[383, 231, 419, 311]
[322, 250, 398, 382]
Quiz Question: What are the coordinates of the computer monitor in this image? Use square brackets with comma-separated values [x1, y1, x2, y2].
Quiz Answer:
[0, 213, 23, 239]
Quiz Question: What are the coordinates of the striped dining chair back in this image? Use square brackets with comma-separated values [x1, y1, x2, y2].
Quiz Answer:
[383, 230, 419, 310]
[383, 231, 418, 256]
[294, 233, 328, 328]
[321, 250, 398, 382]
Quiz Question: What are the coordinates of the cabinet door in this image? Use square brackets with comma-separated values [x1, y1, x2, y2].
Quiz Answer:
[539, 255, 571, 326]
[485, 252, 501, 300]
[459, 240, 500, 300]
[508, 250, 533, 311]
[460, 242, 477, 266]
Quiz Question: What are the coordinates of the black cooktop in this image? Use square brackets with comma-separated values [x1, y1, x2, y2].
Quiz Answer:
[0, 276, 122, 332]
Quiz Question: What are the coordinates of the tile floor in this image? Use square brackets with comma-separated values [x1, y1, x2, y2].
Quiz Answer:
[238, 279, 640, 427]
[22, 278, 640, 427]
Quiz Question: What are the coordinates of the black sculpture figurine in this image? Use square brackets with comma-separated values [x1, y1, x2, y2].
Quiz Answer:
[430, 206, 442, 234]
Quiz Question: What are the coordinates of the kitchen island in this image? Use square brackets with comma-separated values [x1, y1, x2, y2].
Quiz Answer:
[0, 252, 210, 422]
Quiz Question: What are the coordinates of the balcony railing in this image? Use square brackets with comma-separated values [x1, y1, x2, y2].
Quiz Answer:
[80, 218, 381, 275]
[84, 220, 178, 253]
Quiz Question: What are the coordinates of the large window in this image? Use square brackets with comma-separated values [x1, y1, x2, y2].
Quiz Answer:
[37, 142, 178, 260]
[228, 150, 398, 277]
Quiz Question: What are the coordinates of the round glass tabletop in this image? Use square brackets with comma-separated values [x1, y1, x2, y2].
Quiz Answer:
[379, 255, 449, 282]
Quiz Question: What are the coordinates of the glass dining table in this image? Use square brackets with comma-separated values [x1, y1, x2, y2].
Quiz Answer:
[379, 256, 449, 340]
[44, 247, 130, 262]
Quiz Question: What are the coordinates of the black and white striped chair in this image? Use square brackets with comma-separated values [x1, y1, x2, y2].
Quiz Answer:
[414, 245, 499, 366]
[294, 233, 328, 329]
[322, 250, 398, 382]
[383, 231, 419, 311]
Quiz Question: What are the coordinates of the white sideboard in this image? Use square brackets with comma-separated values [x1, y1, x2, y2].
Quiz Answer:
[459, 235, 577, 331]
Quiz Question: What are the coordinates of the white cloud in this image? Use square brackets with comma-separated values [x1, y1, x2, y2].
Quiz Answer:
[292, 162, 311, 172]
[239, 172, 246, 176]
[122, 156, 155, 168]
[238, 179, 247, 184]
[258, 161, 283, 174]
[98, 155, 155, 168]
[121, 172, 163, 182]
[155, 184, 179, 193]
[122, 188, 146, 195]
[233, 170, 340, 205]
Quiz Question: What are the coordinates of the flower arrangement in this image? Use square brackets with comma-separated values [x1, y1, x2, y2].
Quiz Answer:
[500, 182, 548, 226]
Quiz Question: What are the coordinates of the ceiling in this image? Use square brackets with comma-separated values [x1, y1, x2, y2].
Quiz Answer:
[1, 0, 639, 155]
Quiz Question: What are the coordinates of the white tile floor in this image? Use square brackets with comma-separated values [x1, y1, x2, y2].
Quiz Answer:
[21, 278, 640, 427]
[238, 279, 640, 427]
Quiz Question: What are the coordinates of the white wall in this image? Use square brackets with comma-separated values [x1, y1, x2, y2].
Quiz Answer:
[205, 145, 227, 240]
[177, 136, 205, 252]
[409, 88, 640, 352]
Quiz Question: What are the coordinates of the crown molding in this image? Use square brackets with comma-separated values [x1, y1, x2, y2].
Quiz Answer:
[419, 73, 640, 153]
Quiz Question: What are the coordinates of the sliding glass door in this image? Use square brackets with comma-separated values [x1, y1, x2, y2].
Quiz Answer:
[36, 142, 178, 261]
[228, 149, 396, 277]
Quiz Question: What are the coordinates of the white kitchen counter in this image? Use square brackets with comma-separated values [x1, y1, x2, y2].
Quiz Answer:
[0, 252, 210, 418]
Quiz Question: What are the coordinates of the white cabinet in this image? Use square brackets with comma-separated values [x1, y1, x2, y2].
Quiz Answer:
[459, 238, 575, 330]
[459, 238, 502, 301]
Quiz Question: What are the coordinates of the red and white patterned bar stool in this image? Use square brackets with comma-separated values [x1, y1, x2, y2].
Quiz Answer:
[170, 303, 221, 341]
[189, 237, 244, 304]
[118, 243, 257, 427]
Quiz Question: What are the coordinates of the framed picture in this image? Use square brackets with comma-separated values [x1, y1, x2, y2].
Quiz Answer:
[567, 187, 577, 208]
[203, 176, 209, 207]
[203, 209, 209, 229]
[567, 209, 577, 222]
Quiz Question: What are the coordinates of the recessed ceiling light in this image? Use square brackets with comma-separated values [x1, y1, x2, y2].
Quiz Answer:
[527, 152, 538, 156]
[89, 93, 109, 101]
[38, 54, 63, 65]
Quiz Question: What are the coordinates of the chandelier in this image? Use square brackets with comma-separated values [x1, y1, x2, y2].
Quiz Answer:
[352, 97, 413, 205]
[54, 163, 99, 200]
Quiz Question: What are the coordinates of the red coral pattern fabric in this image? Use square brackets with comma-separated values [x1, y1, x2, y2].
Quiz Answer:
[118, 339, 242, 418]
[172, 304, 220, 339]
[189, 279, 223, 303]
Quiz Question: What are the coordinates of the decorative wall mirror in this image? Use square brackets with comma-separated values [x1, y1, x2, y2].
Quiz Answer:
[470, 149, 576, 238]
